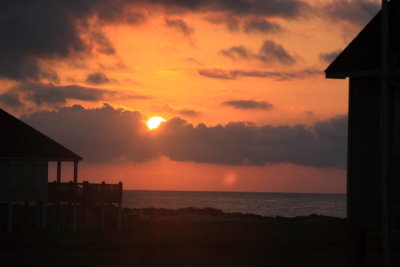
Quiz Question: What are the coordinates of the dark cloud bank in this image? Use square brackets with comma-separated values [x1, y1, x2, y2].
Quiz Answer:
[0, 0, 310, 82]
[0, 0, 377, 82]
[22, 105, 347, 168]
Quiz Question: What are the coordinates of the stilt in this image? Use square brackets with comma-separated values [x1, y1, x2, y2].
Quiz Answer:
[101, 202, 105, 232]
[84, 202, 89, 229]
[73, 161, 78, 233]
[73, 201, 77, 233]
[101, 181, 106, 231]
[54, 201, 59, 232]
[118, 202, 122, 231]
[41, 202, 47, 231]
[7, 201, 12, 233]
[36, 201, 41, 229]
[24, 201, 30, 232]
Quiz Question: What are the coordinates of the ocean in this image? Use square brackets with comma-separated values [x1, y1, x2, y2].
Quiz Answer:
[122, 190, 346, 218]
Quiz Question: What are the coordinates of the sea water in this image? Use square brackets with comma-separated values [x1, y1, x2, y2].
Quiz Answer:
[122, 190, 346, 218]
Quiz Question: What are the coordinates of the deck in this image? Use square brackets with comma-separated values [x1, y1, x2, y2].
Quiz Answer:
[48, 181, 123, 203]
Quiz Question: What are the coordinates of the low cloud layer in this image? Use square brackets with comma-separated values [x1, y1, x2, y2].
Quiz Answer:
[22, 105, 347, 168]
[222, 100, 273, 110]
[198, 68, 320, 80]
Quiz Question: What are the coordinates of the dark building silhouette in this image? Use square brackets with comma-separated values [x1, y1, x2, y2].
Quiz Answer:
[0, 108, 122, 232]
[325, 1, 400, 229]
[326, 1, 400, 265]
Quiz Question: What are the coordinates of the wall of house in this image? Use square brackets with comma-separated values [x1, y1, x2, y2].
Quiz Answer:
[348, 76, 382, 228]
[0, 160, 48, 201]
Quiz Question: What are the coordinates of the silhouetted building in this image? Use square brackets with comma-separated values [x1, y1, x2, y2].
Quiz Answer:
[0, 108, 122, 232]
[325, 3, 400, 229]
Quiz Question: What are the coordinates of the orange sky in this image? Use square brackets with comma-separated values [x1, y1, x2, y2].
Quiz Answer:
[0, 0, 381, 193]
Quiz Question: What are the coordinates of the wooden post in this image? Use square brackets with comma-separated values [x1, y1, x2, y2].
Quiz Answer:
[7, 201, 12, 233]
[118, 182, 123, 231]
[42, 202, 47, 231]
[73, 161, 78, 232]
[36, 201, 41, 229]
[118, 202, 122, 232]
[101, 181, 105, 232]
[73, 201, 77, 233]
[57, 161, 62, 183]
[83, 181, 89, 229]
[56, 162, 62, 231]
[68, 181, 72, 230]
[24, 201, 30, 232]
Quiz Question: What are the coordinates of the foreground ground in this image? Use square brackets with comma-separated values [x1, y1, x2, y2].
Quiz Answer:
[0, 207, 398, 267]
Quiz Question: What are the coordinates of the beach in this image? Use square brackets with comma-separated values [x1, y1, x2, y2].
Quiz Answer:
[1, 207, 395, 267]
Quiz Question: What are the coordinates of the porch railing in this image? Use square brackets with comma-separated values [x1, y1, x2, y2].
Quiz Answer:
[48, 181, 123, 203]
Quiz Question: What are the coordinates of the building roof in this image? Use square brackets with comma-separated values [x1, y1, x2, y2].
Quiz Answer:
[0, 109, 82, 161]
[325, 3, 400, 79]
[325, 12, 381, 79]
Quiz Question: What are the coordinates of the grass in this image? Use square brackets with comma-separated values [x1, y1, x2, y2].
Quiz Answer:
[0, 207, 398, 266]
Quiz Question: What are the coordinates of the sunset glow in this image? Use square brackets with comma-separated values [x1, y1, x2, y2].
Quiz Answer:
[147, 116, 166, 130]
[0, 0, 381, 193]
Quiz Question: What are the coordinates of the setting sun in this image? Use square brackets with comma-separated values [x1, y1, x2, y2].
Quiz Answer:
[146, 116, 166, 130]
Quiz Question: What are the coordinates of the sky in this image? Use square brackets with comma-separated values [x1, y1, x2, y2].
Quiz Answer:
[0, 0, 381, 193]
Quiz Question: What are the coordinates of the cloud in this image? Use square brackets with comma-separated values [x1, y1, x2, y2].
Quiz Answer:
[86, 72, 110, 85]
[258, 40, 295, 65]
[198, 68, 320, 80]
[89, 30, 116, 55]
[219, 46, 253, 60]
[0, 0, 309, 81]
[206, 14, 282, 33]
[0, 92, 23, 108]
[4, 83, 112, 107]
[1, 82, 149, 109]
[206, 14, 241, 31]
[220, 40, 295, 65]
[222, 100, 273, 110]
[165, 19, 194, 39]
[0, 1, 147, 81]
[322, 0, 379, 27]
[21, 104, 158, 162]
[243, 18, 282, 33]
[21, 105, 347, 168]
[319, 50, 341, 64]
[160, 116, 347, 168]
[151, 0, 311, 18]
[179, 109, 200, 117]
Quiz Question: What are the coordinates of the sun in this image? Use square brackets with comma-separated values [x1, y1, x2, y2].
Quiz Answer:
[146, 116, 166, 130]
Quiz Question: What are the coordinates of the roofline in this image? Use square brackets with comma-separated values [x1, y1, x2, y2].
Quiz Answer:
[0, 108, 83, 160]
[325, 69, 381, 79]
[0, 157, 83, 162]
